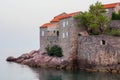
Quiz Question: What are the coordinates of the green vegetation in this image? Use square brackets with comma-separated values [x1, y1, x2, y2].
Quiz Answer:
[105, 28, 120, 36]
[74, 1, 110, 35]
[45, 45, 63, 57]
[112, 11, 120, 20]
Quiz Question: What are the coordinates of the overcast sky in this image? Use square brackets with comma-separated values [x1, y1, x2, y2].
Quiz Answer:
[0, 0, 119, 52]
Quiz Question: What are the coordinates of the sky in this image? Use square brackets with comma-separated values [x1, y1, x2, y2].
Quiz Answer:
[0, 0, 119, 52]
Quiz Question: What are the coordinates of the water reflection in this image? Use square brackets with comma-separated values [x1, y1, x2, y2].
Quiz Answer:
[31, 68, 120, 80]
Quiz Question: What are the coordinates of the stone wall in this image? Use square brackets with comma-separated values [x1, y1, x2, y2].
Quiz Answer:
[59, 17, 81, 60]
[109, 20, 120, 29]
[40, 28, 59, 52]
[40, 28, 48, 52]
[47, 36, 59, 47]
[77, 35, 120, 68]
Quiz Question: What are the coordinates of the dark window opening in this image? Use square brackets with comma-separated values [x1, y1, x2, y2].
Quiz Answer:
[53, 30, 55, 33]
[78, 33, 82, 36]
[101, 40, 106, 45]
[57, 31, 59, 36]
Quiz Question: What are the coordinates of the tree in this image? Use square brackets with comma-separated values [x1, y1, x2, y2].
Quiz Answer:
[74, 1, 110, 34]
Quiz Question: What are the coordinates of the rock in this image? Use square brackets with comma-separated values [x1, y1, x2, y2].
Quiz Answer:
[111, 70, 117, 73]
[16, 58, 24, 63]
[118, 70, 120, 74]
[98, 69, 108, 72]
[18, 53, 32, 59]
[29, 50, 39, 55]
[6, 56, 16, 62]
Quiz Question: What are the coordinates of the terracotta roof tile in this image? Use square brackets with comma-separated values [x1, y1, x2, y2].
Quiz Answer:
[50, 13, 67, 22]
[40, 11, 81, 28]
[104, 2, 120, 9]
[59, 11, 81, 20]
[40, 23, 51, 28]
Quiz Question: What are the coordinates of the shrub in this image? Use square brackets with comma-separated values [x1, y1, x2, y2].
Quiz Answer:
[105, 28, 120, 36]
[45, 45, 63, 57]
[112, 11, 120, 20]
[109, 29, 120, 36]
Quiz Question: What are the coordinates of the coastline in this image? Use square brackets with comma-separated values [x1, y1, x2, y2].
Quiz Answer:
[6, 49, 120, 74]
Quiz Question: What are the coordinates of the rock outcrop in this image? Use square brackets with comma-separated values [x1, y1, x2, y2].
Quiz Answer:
[6, 56, 17, 62]
[6, 50, 70, 70]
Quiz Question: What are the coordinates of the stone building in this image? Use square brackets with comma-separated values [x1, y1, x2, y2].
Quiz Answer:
[58, 12, 81, 59]
[104, 2, 120, 18]
[40, 13, 67, 52]
[40, 12, 81, 59]
[40, 2, 120, 60]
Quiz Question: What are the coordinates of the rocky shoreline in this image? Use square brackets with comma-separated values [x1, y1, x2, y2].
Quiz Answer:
[6, 50, 70, 69]
[6, 50, 120, 74]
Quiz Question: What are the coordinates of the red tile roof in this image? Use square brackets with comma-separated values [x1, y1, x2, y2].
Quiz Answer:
[40, 11, 81, 28]
[40, 23, 51, 28]
[50, 12, 67, 22]
[59, 11, 80, 20]
[51, 11, 80, 22]
[104, 2, 120, 9]
[51, 18, 59, 22]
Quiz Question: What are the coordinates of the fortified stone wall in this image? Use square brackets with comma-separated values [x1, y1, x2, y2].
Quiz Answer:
[40, 27, 59, 52]
[59, 17, 81, 60]
[40, 28, 48, 52]
[47, 36, 59, 47]
[109, 20, 120, 29]
[77, 35, 120, 68]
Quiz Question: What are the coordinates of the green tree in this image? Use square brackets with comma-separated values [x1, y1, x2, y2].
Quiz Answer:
[74, 1, 110, 34]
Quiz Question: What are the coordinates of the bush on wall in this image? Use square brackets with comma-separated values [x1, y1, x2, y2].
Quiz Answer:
[45, 45, 63, 57]
[112, 11, 120, 20]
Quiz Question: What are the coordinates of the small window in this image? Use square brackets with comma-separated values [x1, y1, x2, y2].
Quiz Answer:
[42, 31, 44, 36]
[53, 30, 55, 33]
[106, 9, 109, 13]
[62, 33, 65, 38]
[78, 33, 81, 36]
[100, 40, 106, 45]
[63, 22, 65, 27]
[66, 32, 69, 37]
[66, 21, 69, 25]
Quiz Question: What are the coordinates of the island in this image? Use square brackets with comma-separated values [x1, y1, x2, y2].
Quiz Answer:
[7, 2, 120, 74]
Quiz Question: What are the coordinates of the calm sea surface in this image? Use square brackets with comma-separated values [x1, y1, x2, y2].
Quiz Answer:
[0, 49, 120, 80]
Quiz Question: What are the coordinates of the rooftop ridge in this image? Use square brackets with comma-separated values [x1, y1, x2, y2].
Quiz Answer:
[104, 2, 120, 9]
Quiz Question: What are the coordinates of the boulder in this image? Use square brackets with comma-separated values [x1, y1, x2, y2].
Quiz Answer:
[6, 56, 16, 62]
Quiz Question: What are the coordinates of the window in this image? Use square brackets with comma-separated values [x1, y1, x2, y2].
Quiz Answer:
[66, 32, 68, 37]
[41, 31, 44, 36]
[100, 40, 106, 45]
[53, 30, 55, 33]
[62, 33, 65, 38]
[63, 22, 65, 27]
[106, 9, 109, 13]
[66, 21, 69, 25]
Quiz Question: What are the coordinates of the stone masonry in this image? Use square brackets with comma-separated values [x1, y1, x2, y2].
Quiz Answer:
[78, 35, 120, 69]
[59, 17, 81, 60]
